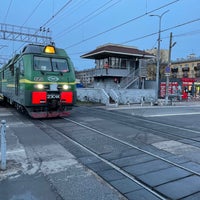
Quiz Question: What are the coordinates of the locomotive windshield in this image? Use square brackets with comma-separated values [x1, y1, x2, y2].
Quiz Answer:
[34, 56, 69, 72]
[52, 58, 69, 72]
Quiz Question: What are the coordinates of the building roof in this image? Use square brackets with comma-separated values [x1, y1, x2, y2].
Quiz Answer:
[81, 43, 155, 59]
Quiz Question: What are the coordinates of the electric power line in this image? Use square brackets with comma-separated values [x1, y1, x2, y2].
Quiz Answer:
[13, 0, 45, 51]
[22, 0, 44, 26]
[3, 0, 13, 23]
[56, 0, 121, 39]
[68, 25, 200, 57]
[65, 0, 180, 49]
[41, 0, 72, 27]
[174, 29, 200, 38]
[122, 18, 200, 44]
[48, 0, 90, 28]
[14, 0, 73, 53]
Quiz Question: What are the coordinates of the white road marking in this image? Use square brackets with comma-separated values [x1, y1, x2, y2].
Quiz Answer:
[143, 112, 200, 117]
[153, 140, 200, 154]
[0, 113, 13, 116]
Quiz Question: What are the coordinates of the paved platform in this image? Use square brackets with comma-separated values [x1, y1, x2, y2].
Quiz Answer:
[0, 107, 125, 200]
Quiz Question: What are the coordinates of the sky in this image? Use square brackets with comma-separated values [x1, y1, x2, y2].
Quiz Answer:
[0, 0, 200, 70]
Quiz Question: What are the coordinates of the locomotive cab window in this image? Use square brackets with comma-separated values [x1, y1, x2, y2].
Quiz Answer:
[52, 58, 69, 72]
[34, 57, 51, 71]
[34, 57, 69, 72]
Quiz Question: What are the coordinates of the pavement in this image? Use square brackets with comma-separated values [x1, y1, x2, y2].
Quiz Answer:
[105, 99, 200, 109]
[0, 107, 125, 200]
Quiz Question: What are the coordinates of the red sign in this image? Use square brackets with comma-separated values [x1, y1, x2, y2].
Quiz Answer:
[181, 78, 196, 82]
[160, 82, 178, 97]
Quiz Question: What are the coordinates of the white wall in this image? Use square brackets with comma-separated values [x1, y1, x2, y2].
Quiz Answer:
[77, 88, 156, 105]
[77, 88, 109, 105]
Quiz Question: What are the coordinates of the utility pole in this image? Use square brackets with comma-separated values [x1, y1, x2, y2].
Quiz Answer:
[165, 32, 176, 105]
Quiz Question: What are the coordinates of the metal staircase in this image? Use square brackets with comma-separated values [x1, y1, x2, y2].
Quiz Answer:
[120, 68, 139, 89]
[120, 59, 147, 89]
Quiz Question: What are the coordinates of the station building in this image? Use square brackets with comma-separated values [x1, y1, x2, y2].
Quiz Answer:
[76, 43, 156, 105]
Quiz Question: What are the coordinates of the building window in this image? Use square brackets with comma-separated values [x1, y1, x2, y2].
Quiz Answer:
[121, 59, 127, 69]
[182, 66, 189, 72]
[171, 67, 178, 73]
[196, 71, 200, 77]
[194, 63, 200, 71]
[183, 72, 188, 77]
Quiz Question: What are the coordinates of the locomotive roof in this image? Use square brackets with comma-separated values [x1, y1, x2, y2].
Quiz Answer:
[21, 44, 67, 56]
[22, 44, 51, 54]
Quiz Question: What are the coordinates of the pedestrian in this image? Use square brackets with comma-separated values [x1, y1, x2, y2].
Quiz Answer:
[104, 62, 109, 74]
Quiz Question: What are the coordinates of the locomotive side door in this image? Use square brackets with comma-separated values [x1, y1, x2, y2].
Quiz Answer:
[0, 70, 2, 93]
[15, 67, 19, 96]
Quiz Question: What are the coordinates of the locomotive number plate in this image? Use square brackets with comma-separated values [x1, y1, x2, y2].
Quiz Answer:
[47, 94, 60, 99]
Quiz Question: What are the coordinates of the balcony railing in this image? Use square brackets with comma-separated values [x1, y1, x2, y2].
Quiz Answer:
[92, 68, 129, 77]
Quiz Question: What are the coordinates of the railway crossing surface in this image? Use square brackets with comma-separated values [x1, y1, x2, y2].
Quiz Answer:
[1, 103, 200, 200]
[0, 107, 124, 200]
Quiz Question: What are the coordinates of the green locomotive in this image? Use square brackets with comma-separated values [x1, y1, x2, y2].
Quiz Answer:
[0, 44, 76, 118]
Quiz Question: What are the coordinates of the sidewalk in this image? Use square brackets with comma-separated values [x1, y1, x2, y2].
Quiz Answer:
[105, 99, 200, 110]
[0, 108, 125, 200]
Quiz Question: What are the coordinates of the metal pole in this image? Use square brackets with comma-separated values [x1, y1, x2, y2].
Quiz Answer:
[165, 32, 173, 105]
[1, 120, 6, 170]
[165, 32, 176, 105]
[156, 18, 161, 103]
[165, 74, 170, 104]
[150, 10, 169, 103]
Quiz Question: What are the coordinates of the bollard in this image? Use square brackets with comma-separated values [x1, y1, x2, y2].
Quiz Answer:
[1, 120, 6, 170]
[140, 97, 144, 107]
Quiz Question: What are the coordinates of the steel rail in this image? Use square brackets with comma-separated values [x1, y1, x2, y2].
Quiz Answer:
[64, 118, 200, 177]
[38, 119, 168, 200]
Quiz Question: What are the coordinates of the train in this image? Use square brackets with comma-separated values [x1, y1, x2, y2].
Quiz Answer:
[0, 44, 77, 118]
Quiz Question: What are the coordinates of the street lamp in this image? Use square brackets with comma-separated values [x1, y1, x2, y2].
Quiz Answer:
[150, 10, 169, 103]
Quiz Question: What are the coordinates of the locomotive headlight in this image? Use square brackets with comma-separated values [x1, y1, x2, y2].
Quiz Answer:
[62, 84, 70, 90]
[35, 84, 44, 89]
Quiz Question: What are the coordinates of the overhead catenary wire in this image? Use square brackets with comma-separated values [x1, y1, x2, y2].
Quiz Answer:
[41, 0, 72, 28]
[1, 0, 198, 64]
[21, 0, 44, 26]
[173, 29, 200, 38]
[122, 18, 200, 45]
[1, 0, 73, 57]
[56, 0, 121, 39]
[68, 24, 200, 57]
[14, 0, 63, 50]
[47, 0, 90, 28]
[65, 0, 181, 49]
[3, 0, 13, 23]
[14, 0, 45, 52]
[12, 0, 120, 53]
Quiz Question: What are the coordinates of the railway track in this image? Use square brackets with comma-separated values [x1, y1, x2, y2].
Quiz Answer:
[34, 107, 200, 199]
[74, 106, 200, 149]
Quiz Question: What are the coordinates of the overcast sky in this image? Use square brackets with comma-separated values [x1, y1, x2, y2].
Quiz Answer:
[0, 0, 200, 70]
